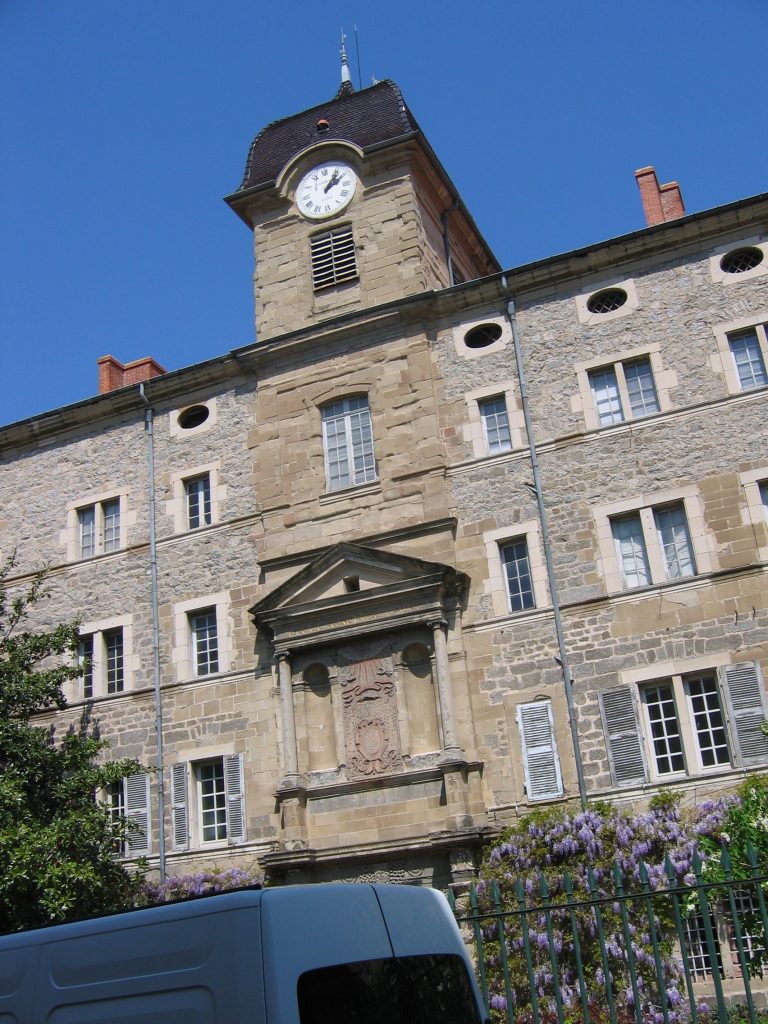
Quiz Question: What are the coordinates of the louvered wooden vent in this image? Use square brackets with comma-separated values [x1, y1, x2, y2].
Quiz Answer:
[310, 226, 358, 291]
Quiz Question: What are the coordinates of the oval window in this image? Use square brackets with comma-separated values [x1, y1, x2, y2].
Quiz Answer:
[464, 323, 503, 349]
[720, 247, 763, 275]
[586, 288, 628, 315]
[177, 405, 210, 430]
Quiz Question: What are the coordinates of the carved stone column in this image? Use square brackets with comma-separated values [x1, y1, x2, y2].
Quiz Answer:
[429, 618, 463, 762]
[276, 650, 300, 788]
[328, 665, 347, 773]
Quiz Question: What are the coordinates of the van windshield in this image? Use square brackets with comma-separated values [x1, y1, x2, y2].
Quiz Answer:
[297, 953, 483, 1024]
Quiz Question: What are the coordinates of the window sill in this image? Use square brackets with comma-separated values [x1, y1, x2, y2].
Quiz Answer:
[62, 688, 133, 710]
[70, 547, 126, 565]
[651, 763, 733, 784]
[591, 410, 660, 432]
[468, 605, 553, 633]
[179, 521, 217, 536]
[603, 764, 757, 803]
[608, 574, 702, 600]
[319, 480, 380, 505]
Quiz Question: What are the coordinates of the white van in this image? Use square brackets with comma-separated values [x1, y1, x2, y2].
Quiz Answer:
[0, 883, 487, 1023]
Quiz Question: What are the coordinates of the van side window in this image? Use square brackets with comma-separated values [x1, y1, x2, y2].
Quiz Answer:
[297, 954, 483, 1024]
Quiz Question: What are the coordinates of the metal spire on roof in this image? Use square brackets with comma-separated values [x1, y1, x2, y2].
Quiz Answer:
[338, 29, 354, 95]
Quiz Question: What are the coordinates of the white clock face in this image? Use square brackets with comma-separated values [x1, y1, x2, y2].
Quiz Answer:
[296, 161, 357, 220]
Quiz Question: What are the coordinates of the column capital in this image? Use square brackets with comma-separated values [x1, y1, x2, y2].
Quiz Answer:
[275, 649, 292, 664]
[428, 616, 448, 631]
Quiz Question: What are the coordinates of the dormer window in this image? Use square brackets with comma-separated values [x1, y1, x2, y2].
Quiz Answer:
[310, 225, 358, 291]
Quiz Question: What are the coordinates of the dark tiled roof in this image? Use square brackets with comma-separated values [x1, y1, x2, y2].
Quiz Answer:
[238, 80, 421, 192]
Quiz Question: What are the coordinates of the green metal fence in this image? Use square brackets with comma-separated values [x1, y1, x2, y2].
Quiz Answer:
[449, 847, 768, 1024]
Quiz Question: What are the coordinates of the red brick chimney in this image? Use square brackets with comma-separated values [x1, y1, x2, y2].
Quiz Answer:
[97, 355, 167, 395]
[634, 166, 685, 226]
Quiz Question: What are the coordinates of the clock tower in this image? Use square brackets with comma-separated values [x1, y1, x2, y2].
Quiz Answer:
[225, 77, 499, 340]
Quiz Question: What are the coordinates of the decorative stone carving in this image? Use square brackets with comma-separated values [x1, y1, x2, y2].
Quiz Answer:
[338, 654, 395, 705]
[339, 860, 426, 885]
[349, 718, 400, 776]
[339, 643, 402, 781]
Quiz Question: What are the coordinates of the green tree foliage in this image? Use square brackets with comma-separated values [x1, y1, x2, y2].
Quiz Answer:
[0, 556, 145, 932]
[697, 775, 768, 883]
[696, 774, 768, 973]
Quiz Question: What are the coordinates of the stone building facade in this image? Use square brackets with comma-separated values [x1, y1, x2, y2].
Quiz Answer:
[1, 80, 767, 890]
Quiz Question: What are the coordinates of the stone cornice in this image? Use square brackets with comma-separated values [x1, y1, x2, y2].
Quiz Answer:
[260, 823, 494, 876]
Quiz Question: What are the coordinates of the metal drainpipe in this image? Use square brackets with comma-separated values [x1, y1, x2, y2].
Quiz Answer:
[139, 383, 167, 882]
[501, 278, 588, 810]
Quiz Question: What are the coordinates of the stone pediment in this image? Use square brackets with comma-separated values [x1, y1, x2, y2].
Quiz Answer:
[250, 543, 468, 651]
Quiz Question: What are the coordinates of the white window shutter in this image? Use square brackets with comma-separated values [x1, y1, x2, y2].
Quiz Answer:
[600, 687, 647, 786]
[720, 663, 768, 767]
[517, 701, 563, 801]
[171, 762, 189, 851]
[224, 753, 246, 845]
[125, 772, 151, 856]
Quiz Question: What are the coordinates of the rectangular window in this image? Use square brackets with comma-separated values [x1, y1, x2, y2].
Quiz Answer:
[171, 755, 246, 851]
[516, 700, 563, 801]
[321, 396, 376, 492]
[501, 539, 535, 612]
[728, 889, 766, 974]
[78, 634, 94, 699]
[624, 359, 661, 417]
[76, 498, 122, 558]
[78, 506, 96, 558]
[102, 498, 121, 552]
[642, 683, 686, 775]
[589, 366, 623, 425]
[759, 480, 768, 518]
[478, 396, 512, 454]
[196, 760, 228, 843]
[729, 328, 768, 391]
[612, 663, 768, 785]
[589, 357, 660, 426]
[104, 628, 124, 694]
[685, 911, 723, 981]
[105, 774, 151, 857]
[654, 503, 696, 579]
[686, 673, 730, 769]
[190, 608, 219, 676]
[608, 500, 696, 590]
[603, 665, 767, 788]
[185, 474, 212, 530]
[611, 513, 651, 589]
[310, 225, 358, 291]
[76, 625, 127, 699]
[106, 780, 126, 855]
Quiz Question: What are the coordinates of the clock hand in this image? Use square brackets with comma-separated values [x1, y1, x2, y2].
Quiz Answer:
[324, 171, 340, 194]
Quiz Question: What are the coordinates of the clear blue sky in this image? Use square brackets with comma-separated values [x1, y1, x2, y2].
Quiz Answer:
[2, 0, 766, 426]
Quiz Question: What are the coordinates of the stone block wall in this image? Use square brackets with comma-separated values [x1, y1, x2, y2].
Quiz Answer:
[2, 201, 766, 885]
